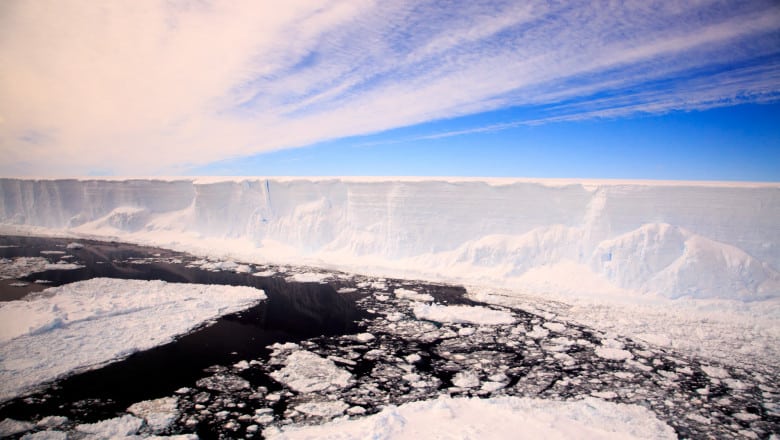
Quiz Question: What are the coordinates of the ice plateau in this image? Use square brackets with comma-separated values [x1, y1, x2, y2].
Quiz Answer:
[1, 177, 777, 302]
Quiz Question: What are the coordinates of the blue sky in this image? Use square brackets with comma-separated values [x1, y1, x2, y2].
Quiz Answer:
[1, 0, 779, 180]
[196, 102, 780, 181]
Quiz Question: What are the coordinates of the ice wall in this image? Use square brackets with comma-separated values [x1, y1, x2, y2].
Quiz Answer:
[1, 178, 778, 300]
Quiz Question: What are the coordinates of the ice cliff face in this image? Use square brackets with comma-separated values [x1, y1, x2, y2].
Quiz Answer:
[1, 178, 778, 300]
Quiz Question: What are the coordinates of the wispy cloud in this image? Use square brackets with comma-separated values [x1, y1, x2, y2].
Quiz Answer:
[1, 0, 778, 175]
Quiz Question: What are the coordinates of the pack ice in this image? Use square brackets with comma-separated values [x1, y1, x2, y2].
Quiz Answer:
[0, 177, 778, 301]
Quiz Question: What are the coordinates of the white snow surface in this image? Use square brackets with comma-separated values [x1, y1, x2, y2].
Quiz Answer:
[0, 278, 266, 402]
[265, 395, 676, 440]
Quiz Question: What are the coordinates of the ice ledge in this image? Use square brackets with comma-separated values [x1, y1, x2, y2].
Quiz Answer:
[2, 176, 778, 188]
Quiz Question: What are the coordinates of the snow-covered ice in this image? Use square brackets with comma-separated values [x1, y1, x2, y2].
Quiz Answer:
[265, 395, 676, 439]
[0, 418, 35, 437]
[75, 414, 144, 438]
[413, 304, 516, 325]
[0, 257, 83, 280]
[127, 397, 179, 433]
[286, 272, 331, 283]
[394, 288, 433, 302]
[269, 349, 353, 393]
[0, 278, 266, 401]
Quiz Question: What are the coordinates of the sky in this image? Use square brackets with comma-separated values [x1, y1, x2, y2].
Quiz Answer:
[1, 0, 779, 180]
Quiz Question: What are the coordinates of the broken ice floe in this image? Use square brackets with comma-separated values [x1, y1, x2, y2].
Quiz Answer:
[413, 304, 516, 325]
[0, 278, 266, 402]
[269, 348, 353, 393]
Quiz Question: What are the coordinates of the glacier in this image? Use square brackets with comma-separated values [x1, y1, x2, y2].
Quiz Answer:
[1, 177, 778, 301]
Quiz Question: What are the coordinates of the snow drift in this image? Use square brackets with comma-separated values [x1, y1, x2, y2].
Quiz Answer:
[1, 177, 778, 300]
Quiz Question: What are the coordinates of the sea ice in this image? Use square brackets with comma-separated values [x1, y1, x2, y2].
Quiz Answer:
[595, 347, 634, 361]
[0, 418, 34, 437]
[74, 414, 144, 437]
[270, 350, 352, 393]
[413, 304, 516, 325]
[394, 288, 433, 302]
[0, 278, 266, 401]
[265, 395, 676, 439]
[127, 397, 179, 433]
[294, 401, 349, 418]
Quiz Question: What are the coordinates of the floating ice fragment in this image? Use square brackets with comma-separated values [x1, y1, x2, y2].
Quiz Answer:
[595, 347, 633, 361]
[458, 327, 476, 337]
[701, 365, 729, 379]
[543, 322, 566, 332]
[75, 414, 143, 438]
[21, 430, 67, 440]
[270, 351, 352, 393]
[0, 418, 34, 437]
[413, 304, 515, 325]
[196, 374, 250, 393]
[36, 416, 67, 429]
[525, 325, 549, 339]
[355, 332, 375, 343]
[394, 288, 433, 302]
[127, 396, 178, 432]
[295, 401, 349, 418]
[452, 370, 480, 388]
[233, 360, 250, 370]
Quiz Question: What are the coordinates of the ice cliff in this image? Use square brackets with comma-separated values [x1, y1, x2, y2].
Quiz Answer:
[1, 177, 778, 301]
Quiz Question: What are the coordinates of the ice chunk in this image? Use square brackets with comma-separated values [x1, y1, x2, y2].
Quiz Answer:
[294, 401, 349, 418]
[270, 351, 352, 393]
[394, 288, 433, 302]
[0, 418, 34, 437]
[452, 370, 480, 388]
[127, 397, 179, 432]
[595, 347, 633, 361]
[525, 325, 549, 339]
[196, 374, 250, 393]
[21, 431, 68, 440]
[701, 365, 729, 379]
[287, 272, 330, 283]
[354, 332, 375, 343]
[543, 322, 566, 332]
[74, 414, 143, 437]
[413, 304, 515, 325]
[36, 416, 67, 429]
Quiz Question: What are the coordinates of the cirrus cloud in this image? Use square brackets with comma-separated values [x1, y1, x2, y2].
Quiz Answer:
[1, 0, 779, 175]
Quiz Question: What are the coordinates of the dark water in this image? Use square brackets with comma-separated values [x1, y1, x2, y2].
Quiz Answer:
[0, 235, 368, 426]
